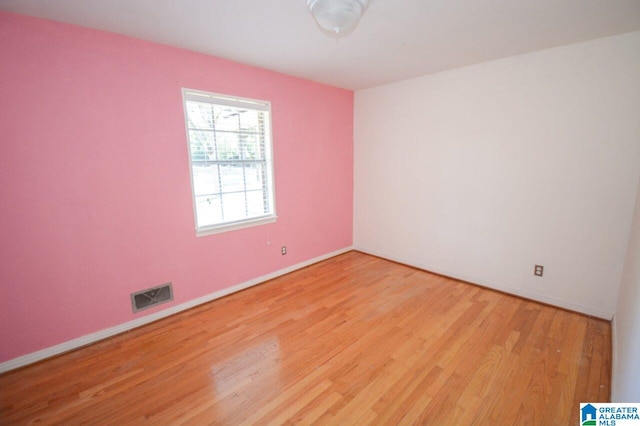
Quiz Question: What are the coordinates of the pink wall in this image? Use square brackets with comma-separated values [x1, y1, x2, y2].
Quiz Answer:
[0, 12, 354, 363]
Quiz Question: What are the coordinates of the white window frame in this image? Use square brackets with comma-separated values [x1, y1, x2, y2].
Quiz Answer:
[182, 88, 277, 236]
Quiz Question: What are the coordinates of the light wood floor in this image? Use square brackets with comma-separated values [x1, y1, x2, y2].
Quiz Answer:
[0, 251, 610, 425]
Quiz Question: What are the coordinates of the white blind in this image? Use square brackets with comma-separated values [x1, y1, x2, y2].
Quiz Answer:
[183, 89, 270, 111]
[182, 88, 275, 233]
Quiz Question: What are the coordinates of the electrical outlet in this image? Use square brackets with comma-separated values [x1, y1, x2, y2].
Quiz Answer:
[534, 265, 544, 277]
[281, 246, 287, 255]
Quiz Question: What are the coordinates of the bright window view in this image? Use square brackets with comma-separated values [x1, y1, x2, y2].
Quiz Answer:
[182, 89, 275, 235]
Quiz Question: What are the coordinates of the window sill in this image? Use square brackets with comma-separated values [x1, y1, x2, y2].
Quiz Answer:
[196, 215, 277, 237]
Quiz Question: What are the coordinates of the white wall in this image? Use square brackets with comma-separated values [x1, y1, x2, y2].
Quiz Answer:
[613, 174, 640, 401]
[354, 32, 640, 319]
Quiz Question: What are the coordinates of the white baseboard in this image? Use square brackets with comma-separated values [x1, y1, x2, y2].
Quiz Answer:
[354, 246, 613, 320]
[0, 246, 354, 374]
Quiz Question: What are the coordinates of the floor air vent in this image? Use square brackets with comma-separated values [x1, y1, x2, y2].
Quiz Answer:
[131, 283, 173, 313]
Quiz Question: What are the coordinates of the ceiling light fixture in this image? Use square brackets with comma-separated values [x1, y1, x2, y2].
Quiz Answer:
[307, 0, 370, 38]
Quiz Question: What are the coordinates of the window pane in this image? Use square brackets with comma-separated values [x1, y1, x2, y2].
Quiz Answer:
[219, 164, 245, 193]
[214, 106, 240, 132]
[192, 164, 220, 196]
[247, 190, 267, 217]
[221, 192, 246, 222]
[186, 102, 213, 129]
[195, 195, 222, 227]
[216, 132, 241, 161]
[244, 163, 264, 190]
[241, 133, 263, 160]
[189, 130, 215, 160]
[238, 109, 261, 132]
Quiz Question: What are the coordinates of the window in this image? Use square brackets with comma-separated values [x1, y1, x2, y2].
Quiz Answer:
[182, 88, 276, 235]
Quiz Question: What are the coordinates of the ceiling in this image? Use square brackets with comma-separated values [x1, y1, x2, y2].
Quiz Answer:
[1, 0, 639, 90]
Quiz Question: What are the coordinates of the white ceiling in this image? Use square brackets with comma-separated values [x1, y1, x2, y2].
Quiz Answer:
[1, 0, 639, 90]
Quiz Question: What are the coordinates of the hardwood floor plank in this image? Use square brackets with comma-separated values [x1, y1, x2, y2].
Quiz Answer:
[0, 251, 611, 425]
